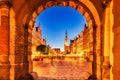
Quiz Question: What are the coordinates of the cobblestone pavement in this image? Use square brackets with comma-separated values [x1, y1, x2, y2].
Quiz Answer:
[33, 58, 90, 80]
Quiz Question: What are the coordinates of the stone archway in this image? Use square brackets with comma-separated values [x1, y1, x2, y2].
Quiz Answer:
[26, 0, 101, 79]
[1, 0, 105, 80]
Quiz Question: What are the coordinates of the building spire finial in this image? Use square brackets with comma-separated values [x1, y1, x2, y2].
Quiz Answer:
[65, 29, 68, 38]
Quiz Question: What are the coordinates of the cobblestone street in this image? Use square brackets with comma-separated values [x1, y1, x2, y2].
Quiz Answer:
[33, 58, 90, 80]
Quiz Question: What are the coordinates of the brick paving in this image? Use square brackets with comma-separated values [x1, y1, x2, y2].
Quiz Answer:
[33, 58, 89, 80]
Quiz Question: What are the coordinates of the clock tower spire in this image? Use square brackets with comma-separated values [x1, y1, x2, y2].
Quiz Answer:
[64, 30, 69, 53]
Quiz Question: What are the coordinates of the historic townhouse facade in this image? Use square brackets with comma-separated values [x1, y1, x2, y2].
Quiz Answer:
[79, 31, 84, 53]
[83, 24, 89, 57]
[69, 24, 89, 57]
[70, 40, 74, 54]
[32, 24, 46, 58]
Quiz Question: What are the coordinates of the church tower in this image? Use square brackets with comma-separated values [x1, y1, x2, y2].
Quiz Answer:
[64, 30, 69, 53]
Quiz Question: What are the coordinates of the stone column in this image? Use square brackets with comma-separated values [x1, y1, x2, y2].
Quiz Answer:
[103, 3, 111, 80]
[0, 0, 11, 79]
[92, 24, 97, 76]
[28, 25, 33, 73]
[23, 25, 29, 73]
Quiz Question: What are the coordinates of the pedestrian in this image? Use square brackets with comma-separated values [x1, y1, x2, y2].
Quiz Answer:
[17, 73, 34, 80]
[30, 72, 39, 80]
[88, 74, 97, 80]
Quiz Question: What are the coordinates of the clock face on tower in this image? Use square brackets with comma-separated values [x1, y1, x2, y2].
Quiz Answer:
[64, 39, 68, 46]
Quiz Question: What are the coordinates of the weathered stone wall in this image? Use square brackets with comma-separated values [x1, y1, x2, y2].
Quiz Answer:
[0, 1, 11, 79]
[112, 0, 120, 79]
[12, 24, 29, 79]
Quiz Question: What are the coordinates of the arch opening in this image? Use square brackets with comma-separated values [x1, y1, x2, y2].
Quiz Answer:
[25, 0, 100, 79]
[32, 6, 90, 79]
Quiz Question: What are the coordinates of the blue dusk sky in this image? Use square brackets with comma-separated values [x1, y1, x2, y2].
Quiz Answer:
[35, 6, 87, 51]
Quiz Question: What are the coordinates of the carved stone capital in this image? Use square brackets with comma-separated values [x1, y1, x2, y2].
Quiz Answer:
[0, 0, 11, 8]
[102, 0, 111, 9]
[102, 62, 111, 70]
